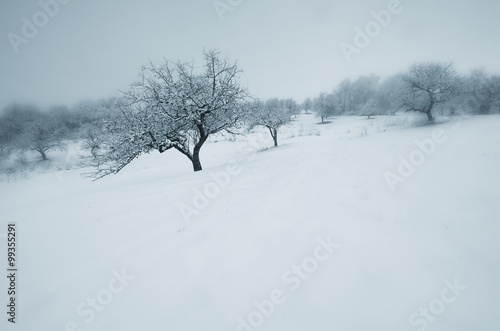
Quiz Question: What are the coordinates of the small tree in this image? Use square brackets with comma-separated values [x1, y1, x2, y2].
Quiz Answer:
[249, 98, 292, 147]
[400, 62, 458, 122]
[313, 92, 336, 123]
[283, 98, 300, 119]
[302, 98, 313, 114]
[0, 103, 66, 160]
[359, 99, 377, 119]
[17, 114, 66, 160]
[87, 50, 250, 179]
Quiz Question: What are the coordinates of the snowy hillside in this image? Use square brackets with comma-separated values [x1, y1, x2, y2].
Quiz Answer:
[1, 114, 500, 331]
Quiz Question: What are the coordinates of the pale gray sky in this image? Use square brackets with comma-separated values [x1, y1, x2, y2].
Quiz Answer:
[1, 0, 499, 110]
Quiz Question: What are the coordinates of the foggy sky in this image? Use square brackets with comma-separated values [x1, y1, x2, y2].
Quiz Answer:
[1, 0, 499, 111]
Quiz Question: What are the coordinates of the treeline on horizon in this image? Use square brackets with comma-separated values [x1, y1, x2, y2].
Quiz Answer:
[1, 54, 499, 175]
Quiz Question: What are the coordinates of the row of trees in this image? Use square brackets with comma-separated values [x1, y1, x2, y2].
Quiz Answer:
[0, 104, 68, 161]
[87, 51, 302, 179]
[2, 55, 499, 179]
[306, 63, 500, 122]
[0, 99, 115, 162]
[0, 50, 300, 179]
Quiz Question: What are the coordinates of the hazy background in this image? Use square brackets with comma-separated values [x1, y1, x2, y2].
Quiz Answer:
[1, 0, 499, 110]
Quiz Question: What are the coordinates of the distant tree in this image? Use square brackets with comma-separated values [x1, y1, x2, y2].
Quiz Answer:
[350, 75, 380, 115]
[0, 120, 11, 159]
[249, 98, 293, 147]
[359, 99, 378, 119]
[484, 75, 500, 114]
[463, 71, 500, 114]
[313, 93, 336, 122]
[72, 99, 107, 125]
[302, 98, 313, 114]
[334, 79, 353, 114]
[0, 103, 41, 141]
[81, 124, 102, 159]
[282, 98, 300, 119]
[399, 62, 458, 122]
[0, 104, 67, 160]
[87, 50, 250, 179]
[372, 74, 405, 115]
[17, 115, 67, 160]
[48, 105, 78, 130]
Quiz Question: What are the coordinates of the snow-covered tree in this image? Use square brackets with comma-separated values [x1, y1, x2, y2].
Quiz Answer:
[359, 99, 378, 119]
[330, 75, 379, 115]
[17, 116, 67, 160]
[249, 98, 293, 147]
[399, 62, 458, 122]
[334, 79, 353, 115]
[313, 92, 336, 122]
[460, 70, 500, 114]
[87, 50, 250, 179]
[372, 74, 405, 115]
[302, 98, 313, 114]
[484, 75, 500, 114]
[0, 103, 66, 160]
[350, 75, 380, 114]
[283, 98, 300, 119]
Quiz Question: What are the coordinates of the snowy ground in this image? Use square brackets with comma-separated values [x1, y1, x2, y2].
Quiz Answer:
[1, 114, 499, 331]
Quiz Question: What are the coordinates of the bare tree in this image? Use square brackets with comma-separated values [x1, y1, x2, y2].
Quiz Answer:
[334, 79, 353, 115]
[17, 113, 66, 160]
[87, 50, 250, 179]
[302, 98, 313, 114]
[400, 62, 458, 122]
[351, 75, 380, 114]
[313, 92, 336, 122]
[484, 75, 500, 114]
[372, 74, 405, 115]
[249, 98, 293, 147]
[283, 98, 300, 119]
[0, 103, 66, 161]
[0, 120, 11, 160]
[462, 70, 500, 114]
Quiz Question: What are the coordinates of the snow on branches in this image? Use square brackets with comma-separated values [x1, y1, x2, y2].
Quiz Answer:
[248, 98, 298, 147]
[86, 50, 250, 179]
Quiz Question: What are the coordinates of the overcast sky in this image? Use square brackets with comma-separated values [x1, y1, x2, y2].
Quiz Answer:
[0, 0, 499, 111]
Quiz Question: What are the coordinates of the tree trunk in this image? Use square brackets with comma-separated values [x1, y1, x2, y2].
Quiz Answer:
[191, 148, 202, 172]
[426, 97, 435, 122]
[273, 129, 278, 147]
[426, 110, 434, 122]
[39, 149, 47, 160]
[190, 125, 209, 172]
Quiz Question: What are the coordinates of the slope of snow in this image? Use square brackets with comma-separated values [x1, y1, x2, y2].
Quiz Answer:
[1, 115, 499, 331]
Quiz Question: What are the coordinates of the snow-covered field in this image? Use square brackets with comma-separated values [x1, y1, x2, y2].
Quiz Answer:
[1, 114, 500, 330]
